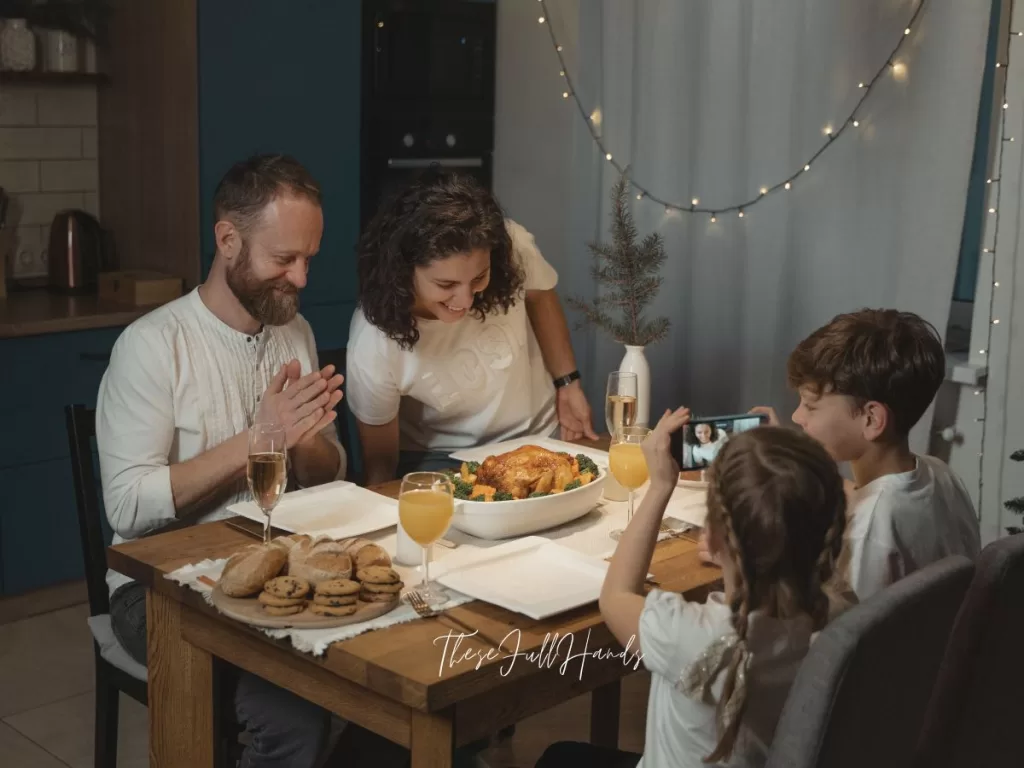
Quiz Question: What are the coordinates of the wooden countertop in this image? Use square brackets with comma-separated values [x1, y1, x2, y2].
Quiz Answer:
[0, 290, 157, 339]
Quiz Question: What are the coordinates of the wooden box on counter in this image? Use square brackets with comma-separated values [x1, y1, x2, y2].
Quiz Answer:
[99, 270, 182, 306]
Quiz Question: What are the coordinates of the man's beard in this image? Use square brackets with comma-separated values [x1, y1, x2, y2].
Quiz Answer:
[226, 241, 300, 326]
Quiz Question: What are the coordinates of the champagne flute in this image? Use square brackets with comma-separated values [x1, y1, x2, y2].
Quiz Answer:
[399, 472, 455, 607]
[247, 423, 287, 544]
[606, 371, 639, 435]
[609, 426, 651, 540]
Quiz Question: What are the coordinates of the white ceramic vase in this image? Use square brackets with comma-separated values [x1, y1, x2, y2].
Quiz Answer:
[1, 19, 37, 72]
[619, 344, 651, 427]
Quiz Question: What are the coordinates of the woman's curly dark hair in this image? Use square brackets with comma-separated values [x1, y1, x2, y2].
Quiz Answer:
[357, 171, 525, 350]
[684, 422, 720, 447]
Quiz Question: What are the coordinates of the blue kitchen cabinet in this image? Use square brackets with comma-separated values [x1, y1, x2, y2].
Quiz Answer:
[0, 327, 122, 594]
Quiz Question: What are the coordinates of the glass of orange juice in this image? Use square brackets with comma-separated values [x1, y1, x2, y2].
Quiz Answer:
[399, 472, 455, 606]
[609, 426, 651, 540]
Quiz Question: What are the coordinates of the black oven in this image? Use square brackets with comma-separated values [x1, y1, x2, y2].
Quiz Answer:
[360, 0, 497, 227]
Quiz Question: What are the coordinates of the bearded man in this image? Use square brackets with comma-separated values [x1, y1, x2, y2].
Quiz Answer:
[96, 154, 347, 767]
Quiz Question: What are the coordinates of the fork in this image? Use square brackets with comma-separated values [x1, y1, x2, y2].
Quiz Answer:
[406, 591, 512, 653]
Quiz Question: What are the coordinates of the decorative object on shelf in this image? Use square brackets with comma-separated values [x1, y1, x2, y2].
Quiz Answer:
[568, 170, 669, 427]
[0, 18, 36, 71]
[1005, 449, 1024, 535]
[42, 27, 76, 72]
[0, 0, 110, 46]
[537, 0, 929, 222]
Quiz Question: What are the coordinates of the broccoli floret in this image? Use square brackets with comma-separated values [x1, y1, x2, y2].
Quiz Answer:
[466, 461, 480, 474]
[451, 477, 474, 500]
[563, 479, 582, 492]
[576, 454, 600, 476]
[528, 491, 552, 498]
[493, 491, 514, 502]
[471, 494, 486, 502]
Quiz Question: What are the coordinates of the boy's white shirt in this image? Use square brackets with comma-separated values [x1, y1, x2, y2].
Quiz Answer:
[843, 454, 980, 601]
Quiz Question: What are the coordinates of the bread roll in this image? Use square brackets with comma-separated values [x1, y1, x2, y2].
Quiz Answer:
[343, 538, 392, 569]
[219, 543, 288, 597]
[287, 537, 353, 585]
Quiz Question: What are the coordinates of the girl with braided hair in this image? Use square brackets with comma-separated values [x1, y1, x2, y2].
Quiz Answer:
[536, 408, 848, 768]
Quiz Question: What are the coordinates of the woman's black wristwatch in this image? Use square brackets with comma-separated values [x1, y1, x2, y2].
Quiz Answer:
[553, 370, 581, 389]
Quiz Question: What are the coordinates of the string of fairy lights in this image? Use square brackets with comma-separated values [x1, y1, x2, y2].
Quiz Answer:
[974, 0, 1016, 518]
[536, 0, 930, 221]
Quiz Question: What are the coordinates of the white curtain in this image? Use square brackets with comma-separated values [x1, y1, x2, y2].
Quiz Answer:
[553, 0, 990, 451]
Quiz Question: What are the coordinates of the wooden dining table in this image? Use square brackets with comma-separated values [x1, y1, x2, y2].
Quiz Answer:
[106, 438, 722, 767]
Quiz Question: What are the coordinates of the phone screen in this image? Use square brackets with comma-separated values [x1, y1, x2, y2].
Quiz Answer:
[671, 413, 767, 470]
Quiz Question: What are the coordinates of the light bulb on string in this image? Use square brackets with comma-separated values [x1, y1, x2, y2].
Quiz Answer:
[557, 45, 563, 51]
[738, 210, 745, 218]
[1005, 102, 1010, 109]
[904, 27, 911, 35]
[993, 319, 1001, 324]
[995, 281, 1001, 287]
[989, 207, 997, 213]
[605, 152, 612, 161]
[892, 61, 907, 80]
[785, 182, 792, 190]
[559, 70, 565, 77]
[562, 91, 569, 99]
[858, 82, 865, 88]
[980, 350, 988, 355]
[538, 16, 545, 24]
[710, 215, 717, 223]
[691, 198, 699, 206]
[759, 187, 767, 195]
[853, 119, 860, 127]
[636, 193, 643, 200]
[824, 125, 833, 136]
[804, 164, 810, 171]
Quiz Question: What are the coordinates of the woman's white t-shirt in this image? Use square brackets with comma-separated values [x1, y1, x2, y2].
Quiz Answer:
[636, 590, 814, 768]
[346, 219, 560, 452]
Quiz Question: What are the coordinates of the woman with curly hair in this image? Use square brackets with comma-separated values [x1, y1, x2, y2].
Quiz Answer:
[346, 171, 596, 484]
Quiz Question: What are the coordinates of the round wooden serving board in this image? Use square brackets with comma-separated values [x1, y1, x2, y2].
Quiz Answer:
[210, 585, 400, 629]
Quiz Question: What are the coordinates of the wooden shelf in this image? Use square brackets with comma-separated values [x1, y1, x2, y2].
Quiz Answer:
[0, 289, 156, 339]
[0, 70, 108, 86]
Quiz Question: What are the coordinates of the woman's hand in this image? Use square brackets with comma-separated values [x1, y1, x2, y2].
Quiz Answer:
[642, 406, 691, 491]
[697, 529, 721, 566]
[556, 381, 598, 441]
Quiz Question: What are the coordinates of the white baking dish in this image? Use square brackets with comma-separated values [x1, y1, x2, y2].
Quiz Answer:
[448, 468, 608, 540]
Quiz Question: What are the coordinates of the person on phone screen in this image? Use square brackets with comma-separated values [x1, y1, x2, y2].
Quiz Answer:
[685, 422, 728, 467]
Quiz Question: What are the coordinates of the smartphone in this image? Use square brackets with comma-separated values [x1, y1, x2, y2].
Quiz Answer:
[670, 412, 769, 471]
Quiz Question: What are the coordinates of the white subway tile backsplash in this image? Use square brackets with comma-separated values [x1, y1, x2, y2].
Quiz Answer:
[81, 127, 97, 159]
[82, 191, 100, 218]
[0, 127, 81, 160]
[0, 87, 37, 126]
[36, 86, 97, 126]
[0, 161, 40, 193]
[17, 192, 85, 226]
[40, 159, 97, 192]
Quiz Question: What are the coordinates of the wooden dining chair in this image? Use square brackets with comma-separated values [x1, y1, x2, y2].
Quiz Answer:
[64, 404, 241, 768]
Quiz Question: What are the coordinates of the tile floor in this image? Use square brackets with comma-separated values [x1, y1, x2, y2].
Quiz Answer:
[0, 600, 650, 767]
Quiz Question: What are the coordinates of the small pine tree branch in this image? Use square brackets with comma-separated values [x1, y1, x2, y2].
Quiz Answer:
[1011, 449, 1024, 462]
[1005, 496, 1024, 515]
[1008, 526, 1024, 535]
[569, 168, 671, 347]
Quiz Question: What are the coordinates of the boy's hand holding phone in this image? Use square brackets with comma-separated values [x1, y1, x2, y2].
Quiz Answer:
[748, 406, 780, 426]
